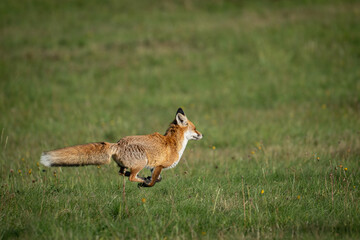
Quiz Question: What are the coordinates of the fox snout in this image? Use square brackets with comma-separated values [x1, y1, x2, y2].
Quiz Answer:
[194, 131, 203, 140]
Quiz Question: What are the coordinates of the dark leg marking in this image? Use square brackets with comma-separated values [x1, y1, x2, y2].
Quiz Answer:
[119, 167, 131, 177]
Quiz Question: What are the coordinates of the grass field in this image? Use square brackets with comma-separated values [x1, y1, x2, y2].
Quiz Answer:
[1, 0, 360, 239]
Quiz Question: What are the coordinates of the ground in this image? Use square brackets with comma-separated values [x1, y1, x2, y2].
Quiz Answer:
[1, 0, 360, 239]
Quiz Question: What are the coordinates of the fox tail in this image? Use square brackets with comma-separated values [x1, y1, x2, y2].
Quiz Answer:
[40, 142, 114, 167]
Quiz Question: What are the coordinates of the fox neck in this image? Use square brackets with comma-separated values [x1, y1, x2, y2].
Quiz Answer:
[164, 123, 189, 169]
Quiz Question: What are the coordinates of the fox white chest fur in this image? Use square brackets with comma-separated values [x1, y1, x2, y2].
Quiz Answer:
[165, 133, 189, 169]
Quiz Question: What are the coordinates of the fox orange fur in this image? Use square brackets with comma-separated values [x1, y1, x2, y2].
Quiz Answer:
[40, 108, 202, 187]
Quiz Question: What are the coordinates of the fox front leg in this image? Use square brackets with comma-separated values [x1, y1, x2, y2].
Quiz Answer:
[139, 166, 163, 188]
[145, 168, 162, 183]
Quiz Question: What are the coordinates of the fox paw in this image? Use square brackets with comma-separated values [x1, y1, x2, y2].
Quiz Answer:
[145, 176, 162, 183]
[138, 182, 150, 188]
[156, 175, 162, 183]
[119, 171, 131, 177]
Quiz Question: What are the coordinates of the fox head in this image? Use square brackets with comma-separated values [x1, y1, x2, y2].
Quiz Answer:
[174, 108, 203, 141]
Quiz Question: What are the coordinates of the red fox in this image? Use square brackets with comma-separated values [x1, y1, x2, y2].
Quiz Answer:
[40, 108, 202, 187]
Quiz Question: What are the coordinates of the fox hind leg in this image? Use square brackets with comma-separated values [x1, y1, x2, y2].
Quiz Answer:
[128, 166, 149, 184]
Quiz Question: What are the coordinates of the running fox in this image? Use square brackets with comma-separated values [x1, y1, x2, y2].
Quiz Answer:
[40, 108, 202, 187]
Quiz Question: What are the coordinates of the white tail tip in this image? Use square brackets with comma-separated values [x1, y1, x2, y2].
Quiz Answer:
[40, 153, 52, 167]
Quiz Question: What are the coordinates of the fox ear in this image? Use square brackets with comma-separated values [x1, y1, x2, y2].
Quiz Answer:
[176, 113, 188, 127]
[176, 107, 185, 116]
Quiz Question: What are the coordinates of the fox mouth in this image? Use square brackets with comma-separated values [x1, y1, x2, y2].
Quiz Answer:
[193, 135, 203, 140]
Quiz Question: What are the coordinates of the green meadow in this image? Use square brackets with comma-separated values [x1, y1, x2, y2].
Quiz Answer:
[1, 0, 360, 239]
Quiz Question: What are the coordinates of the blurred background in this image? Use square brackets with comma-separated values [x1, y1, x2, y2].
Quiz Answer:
[1, 0, 359, 150]
[1, 0, 359, 172]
